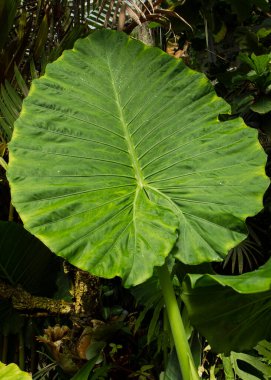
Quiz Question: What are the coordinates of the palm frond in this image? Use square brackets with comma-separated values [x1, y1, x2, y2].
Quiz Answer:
[0, 68, 28, 142]
[0, 0, 19, 50]
[0, 91, 20, 142]
[87, 0, 191, 33]
[222, 237, 266, 275]
[14, 65, 29, 97]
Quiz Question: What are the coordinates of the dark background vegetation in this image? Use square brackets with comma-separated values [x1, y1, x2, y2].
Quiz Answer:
[0, 0, 270, 378]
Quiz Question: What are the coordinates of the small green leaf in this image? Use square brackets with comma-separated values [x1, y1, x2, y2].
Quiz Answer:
[255, 340, 271, 363]
[250, 96, 271, 114]
[257, 28, 271, 39]
[239, 53, 271, 75]
[213, 22, 227, 43]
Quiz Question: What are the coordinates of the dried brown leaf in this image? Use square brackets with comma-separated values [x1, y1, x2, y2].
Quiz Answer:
[77, 327, 93, 359]
[156, 8, 193, 30]
[118, 3, 127, 30]
[112, 0, 122, 24]
[125, 0, 147, 19]
[126, 6, 143, 25]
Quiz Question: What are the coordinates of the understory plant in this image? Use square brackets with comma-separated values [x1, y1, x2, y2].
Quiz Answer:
[7, 29, 269, 378]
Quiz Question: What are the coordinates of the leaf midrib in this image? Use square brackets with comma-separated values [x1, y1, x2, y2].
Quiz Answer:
[107, 61, 145, 189]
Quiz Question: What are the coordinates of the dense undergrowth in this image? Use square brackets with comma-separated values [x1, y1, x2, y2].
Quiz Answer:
[0, 1, 271, 379]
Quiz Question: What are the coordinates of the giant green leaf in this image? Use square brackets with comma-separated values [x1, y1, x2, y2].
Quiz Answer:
[0, 362, 31, 379]
[182, 259, 271, 353]
[7, 30, 267, 287]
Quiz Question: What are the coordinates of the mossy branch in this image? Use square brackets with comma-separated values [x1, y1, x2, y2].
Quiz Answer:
[0, 279, 73, 314]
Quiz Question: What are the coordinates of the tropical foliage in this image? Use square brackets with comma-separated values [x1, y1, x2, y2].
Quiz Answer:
[0, 0, 271, 379]
[7, 30, 267, 286]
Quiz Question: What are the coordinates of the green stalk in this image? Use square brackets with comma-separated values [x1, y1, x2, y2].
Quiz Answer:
[158, 264, 199, 380]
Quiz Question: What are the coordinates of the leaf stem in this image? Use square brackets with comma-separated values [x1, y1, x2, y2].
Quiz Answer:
[158, 264, 199, 380]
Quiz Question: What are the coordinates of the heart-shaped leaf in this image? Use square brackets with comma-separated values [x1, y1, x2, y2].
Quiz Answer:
[7, 30, 267, 286]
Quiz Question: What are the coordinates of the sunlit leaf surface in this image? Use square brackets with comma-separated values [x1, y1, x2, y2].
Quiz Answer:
[8, 30, 267, 286]
[0, 362, 31, 379]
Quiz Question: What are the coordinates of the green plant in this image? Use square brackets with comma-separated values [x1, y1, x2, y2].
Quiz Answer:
[109, 342, 122, 358]
[128, 364, 154, 379]
[0, 0, 92, 151]
[0, 221, 58, 294]
[0, 68, 26, 142]
[219, 340, 271, 380]
[70, 355, 101, 380]
[237, 53, 271, 115]
[0, 221, 60, 370]
[0, 361, 32, 379]
[229, 350, 271, 380]
[7, 30, 268, 378]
